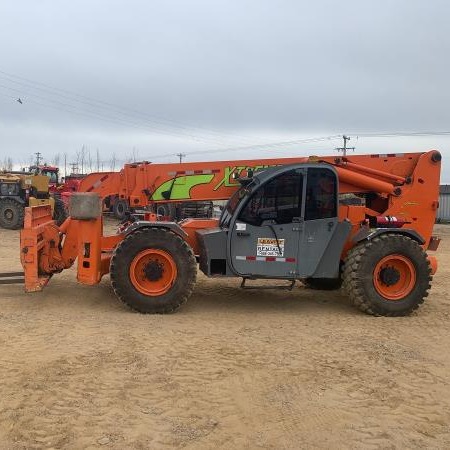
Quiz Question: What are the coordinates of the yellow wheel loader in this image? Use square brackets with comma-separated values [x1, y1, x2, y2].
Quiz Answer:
[0, 172, 66, 229]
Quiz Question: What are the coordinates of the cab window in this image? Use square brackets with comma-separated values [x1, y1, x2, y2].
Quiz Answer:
[238, 169, 303, 226]
[42, 170, 58, 183]
[305, 168, 337, 220]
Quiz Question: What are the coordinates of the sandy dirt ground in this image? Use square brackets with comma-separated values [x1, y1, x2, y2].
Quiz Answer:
[0, 220, 450, 449]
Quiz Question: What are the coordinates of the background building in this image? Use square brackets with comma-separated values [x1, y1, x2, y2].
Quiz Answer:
[438, 185, 450, 222]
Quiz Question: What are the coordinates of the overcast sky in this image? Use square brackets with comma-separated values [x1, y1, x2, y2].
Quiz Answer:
[0, 0, 449, 180]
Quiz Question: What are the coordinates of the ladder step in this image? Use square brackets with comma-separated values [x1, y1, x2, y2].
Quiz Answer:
[0, 271, 25, 277]
[240, 278, 296, 291]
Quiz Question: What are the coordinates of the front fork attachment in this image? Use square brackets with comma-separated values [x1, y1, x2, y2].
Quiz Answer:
[0, 271, 25, 285]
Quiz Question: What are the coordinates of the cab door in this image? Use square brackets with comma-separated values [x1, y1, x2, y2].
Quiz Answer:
[229, 168, 304, 279]
[298, 167, 339, 277]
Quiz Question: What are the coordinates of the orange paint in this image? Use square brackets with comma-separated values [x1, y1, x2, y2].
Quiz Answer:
[129, 249, 177, 296]
[428, 255, 438, 275]
[373, 254, 417, 301]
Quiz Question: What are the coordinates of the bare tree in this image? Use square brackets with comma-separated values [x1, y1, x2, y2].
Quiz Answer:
[127, 146, 139, 163]
[52, 153, 61, 167]
[75, 149, 80, 172]
[110, 153, 117, 171]
[87, 148, 93, 174]
[63, 152, 68, 177]
[19, 156, 29, 172]
[28, 155, 34, 168]
[80, 145, 86, 174]
[1, 157, 13, 171]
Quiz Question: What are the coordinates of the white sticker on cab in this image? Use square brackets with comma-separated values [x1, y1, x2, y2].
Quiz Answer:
[257, 238, 285, 257]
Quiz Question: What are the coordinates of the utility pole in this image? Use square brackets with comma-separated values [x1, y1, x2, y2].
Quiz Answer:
[335, 135, 355, 157]
[35, 152, 42, 166]
[69, 162, 78, 175]
[176, 153, 186, 163]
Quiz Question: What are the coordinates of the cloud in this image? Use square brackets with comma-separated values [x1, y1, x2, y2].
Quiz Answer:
[0, 0, 449, 179]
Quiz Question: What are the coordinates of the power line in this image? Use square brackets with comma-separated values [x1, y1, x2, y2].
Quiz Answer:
[3, 82, 450, 165]
[1, 83, 266, 149]
[179, 134, 342, 157]
[350, 131, 450, 138]
[2, 69, 450, 143]
[164, 130, 450, 163]
[179, 129, 450, 159]
[0, 68, 267, 146]
[62, 129, 450, 165]
[32, 135, 342, 166]
[112, 134, 341, 164]
[0, 86, 345, 161]
[0, 83, 235, 146]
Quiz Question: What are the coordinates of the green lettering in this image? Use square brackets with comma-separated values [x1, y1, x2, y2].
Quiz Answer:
[214, 166, 240, 190]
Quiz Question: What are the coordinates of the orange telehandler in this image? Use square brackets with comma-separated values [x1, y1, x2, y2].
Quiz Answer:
[3, 149, 442, 316]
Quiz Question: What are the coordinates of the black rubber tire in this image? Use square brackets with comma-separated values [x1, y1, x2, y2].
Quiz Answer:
[110, 228, 197, 313]
[113, 199, 129, 220]
[0, 198, 25, 229]
[303, 277, 342, 290]
[53, 197, 68, 226]
[156, 203, 177, 220]
[342, 234, 431, 316]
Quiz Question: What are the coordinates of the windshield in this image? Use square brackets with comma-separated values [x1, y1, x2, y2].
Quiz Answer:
[43, 170, 58, 183]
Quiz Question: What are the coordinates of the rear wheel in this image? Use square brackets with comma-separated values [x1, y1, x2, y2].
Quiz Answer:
[53, 197, 68, 226]
[0, 198, 24, 229]
[156, 203, 177, 220]
[113, 199, 129, 220]
[110, 228, 197, 313]
[342, 234, 431, 316]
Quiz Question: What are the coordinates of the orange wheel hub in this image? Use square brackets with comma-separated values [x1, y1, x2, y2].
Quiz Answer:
[129, 249, 177, 296]
[373, 254, 416, 301]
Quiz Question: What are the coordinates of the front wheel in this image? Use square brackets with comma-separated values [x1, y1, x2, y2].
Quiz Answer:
[342, 234, 431, 316]
[110, 228, 197, 313]
[0, 199, 24, 229]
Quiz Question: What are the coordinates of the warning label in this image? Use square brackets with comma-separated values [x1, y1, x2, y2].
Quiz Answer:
[256, 238, 285, 257]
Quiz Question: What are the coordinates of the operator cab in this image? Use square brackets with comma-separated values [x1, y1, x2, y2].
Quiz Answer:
[40, 169, 59, 184]
[200, 163, 351, 280]
[29, 166, 59, 184]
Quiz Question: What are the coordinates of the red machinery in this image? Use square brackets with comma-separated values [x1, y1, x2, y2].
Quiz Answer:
[29, 165, 83, 205]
